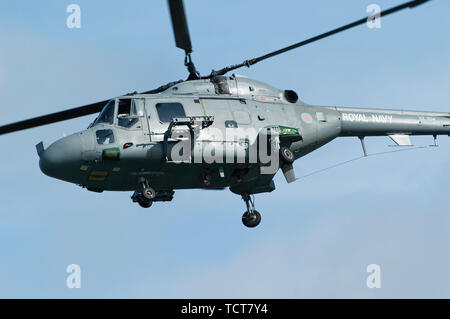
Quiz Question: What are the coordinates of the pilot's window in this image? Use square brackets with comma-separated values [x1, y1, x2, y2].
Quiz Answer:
[96, 129, 115, 145]
[117, 99, 140, 128]
[95, 100, 115, 125]
[156, 102, 186, 122]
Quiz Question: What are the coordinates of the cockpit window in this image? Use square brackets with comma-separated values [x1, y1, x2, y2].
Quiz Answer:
[118, 99, 132, 117]
[95, 100, 115, 125]
[117, 99, 143, 128]
[96, 129, 115, 145]
[156, 102, 186, 123]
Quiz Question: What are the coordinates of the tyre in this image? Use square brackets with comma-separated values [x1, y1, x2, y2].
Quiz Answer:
[242, 210, 261, 228]
[280, 146, 295, 164]
[138, 199, 153, 208]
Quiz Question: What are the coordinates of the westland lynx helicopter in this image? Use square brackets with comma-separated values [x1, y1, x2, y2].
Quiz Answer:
[1, 0, 448, 227]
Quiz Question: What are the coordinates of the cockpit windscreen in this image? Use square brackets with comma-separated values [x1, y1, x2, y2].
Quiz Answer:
[94, 100, 115, 125]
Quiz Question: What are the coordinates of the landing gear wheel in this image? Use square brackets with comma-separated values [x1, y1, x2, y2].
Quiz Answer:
[142, 187, 156, 200]
[138, 198, 153, 208]
[280, 146, 295, 164]
[242, 210, 261, 228]
[241, 194, 261, 228]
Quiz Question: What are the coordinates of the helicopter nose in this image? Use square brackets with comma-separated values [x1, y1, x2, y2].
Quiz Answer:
[39, 134, 82, 178]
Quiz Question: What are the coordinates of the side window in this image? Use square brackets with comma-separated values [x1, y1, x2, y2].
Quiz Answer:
[156, 102, 186, 123]
[96, 129, 115, 145]
[117, 99, 140, 128]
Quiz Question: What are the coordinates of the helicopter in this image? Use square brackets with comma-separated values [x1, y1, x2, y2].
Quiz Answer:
[0, 0, 448, 228]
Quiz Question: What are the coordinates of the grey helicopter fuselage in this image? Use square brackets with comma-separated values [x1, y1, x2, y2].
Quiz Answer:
[36, 74, 450, 198]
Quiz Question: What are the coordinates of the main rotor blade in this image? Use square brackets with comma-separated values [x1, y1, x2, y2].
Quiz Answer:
[0, 80, 186, 136]
[210, 0, 432, 77]
[168, 0, 192, 54]
[0, 100, 107, 135]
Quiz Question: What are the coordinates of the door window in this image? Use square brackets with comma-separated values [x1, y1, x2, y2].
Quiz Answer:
[117, 99, 142, 129]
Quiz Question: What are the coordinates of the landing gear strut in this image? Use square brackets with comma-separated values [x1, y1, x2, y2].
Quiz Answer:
[131, 179, 175, 208]
[139, 180, 156, 200]
[131, 179, 156, 209]
[241, 194, 261, 228]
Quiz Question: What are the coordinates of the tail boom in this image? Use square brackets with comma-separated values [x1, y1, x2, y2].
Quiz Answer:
[331, 107, 450, 137]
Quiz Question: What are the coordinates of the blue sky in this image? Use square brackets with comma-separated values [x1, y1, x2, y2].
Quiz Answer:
[0, 0, 449, 298]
